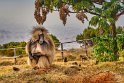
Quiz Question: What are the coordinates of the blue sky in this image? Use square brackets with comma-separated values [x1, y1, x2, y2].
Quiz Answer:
[0, 0, 124, 48]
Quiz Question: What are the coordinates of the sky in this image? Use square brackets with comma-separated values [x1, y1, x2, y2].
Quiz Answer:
[0, 0, 124, 49]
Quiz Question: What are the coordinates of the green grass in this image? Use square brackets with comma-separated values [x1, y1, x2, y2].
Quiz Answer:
[119, 57, 124, 61]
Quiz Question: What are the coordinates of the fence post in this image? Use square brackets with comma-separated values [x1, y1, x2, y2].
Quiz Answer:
[13, 48, 17, 65]
[84, 40, 88, 57]
[60, 43, 64, 61]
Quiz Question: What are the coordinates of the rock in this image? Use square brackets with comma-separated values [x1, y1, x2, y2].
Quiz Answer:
[13, 67, 20, 71]
[64, 66, 81, 76]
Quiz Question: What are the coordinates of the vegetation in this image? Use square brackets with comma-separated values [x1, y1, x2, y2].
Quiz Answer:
[93, 35, 117, 62]
[50, 34, 60, 47]
[76, 26, 124, 40]
[88, 0, 124, 59]
[0, 42, 26, 57]
[76, 26, 124, 62]
[76, 27, 96, 41]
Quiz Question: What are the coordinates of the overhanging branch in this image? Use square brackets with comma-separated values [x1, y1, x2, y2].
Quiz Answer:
[53, 9, 101, 16]
[84, 9, 100, 16]
[116, 10, 124, 19]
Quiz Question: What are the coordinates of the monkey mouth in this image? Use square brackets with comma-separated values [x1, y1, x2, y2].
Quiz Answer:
[39, 41, 44, 44]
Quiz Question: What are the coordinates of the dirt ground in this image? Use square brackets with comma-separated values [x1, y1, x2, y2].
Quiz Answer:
[0, 49, 124, 83]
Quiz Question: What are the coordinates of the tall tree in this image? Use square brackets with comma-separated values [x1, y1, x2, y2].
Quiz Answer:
[89, 0, 124, 59]
[34, 0, 124, 60]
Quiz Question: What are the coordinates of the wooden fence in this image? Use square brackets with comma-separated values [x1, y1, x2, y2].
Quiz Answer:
[0, 39, 91, 64]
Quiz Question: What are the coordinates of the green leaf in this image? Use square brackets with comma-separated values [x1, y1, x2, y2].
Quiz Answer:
[89, 16, 99, 26]
[102, 2, 111, 10]
[107, 18, 115, 24]
[98, 19, 109, 29]
[94, 7, 102, 14]
[101, 10, 111, 17]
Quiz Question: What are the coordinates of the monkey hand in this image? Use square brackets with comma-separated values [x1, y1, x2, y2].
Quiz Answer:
[29, 52, 33, 60]
[29, 55, 34, 60]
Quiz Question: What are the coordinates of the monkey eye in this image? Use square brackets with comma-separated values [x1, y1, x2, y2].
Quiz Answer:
[39, 34, 44, 37]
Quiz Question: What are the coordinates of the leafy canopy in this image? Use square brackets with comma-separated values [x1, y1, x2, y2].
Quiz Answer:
[34, 0, 124, 25]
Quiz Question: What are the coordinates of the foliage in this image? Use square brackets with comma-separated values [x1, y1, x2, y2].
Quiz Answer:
[93, 35, 117, 62]
[76, 26, 124, 41]
[76, 26, 124, 62]
[76, 27, 96, 41]
[34, 0, 95, 25]
[1, 42, 26, 49]
[116, 26, 124, 34]
[88, 0, 124, 60]
[0, 42, 26, 57]
[34, 0, 124, 26]
[76, 34, 83, 41]
[50, 34, 60, 47]
[93, 33, 124, 62]
[117, 33, 124, 50]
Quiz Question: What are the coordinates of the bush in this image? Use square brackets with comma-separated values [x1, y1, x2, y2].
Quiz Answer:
[50, 34, 60, 47]
[93, 35, 118, 62]
[93, 33, 124, 62]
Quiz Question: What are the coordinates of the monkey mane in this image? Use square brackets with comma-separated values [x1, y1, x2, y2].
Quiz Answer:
[31, 26, 48, 35]
[30, 26, 55, 51]
[26, 26, 55, 68]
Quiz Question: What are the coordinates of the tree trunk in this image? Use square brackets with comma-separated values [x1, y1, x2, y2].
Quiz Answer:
[111, 23, 118, 60]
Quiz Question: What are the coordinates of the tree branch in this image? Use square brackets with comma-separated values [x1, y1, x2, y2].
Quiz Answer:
[84, 9, 100, 16]
[53, 9, 101, 16]
[116, 10, 124, 19]
[91, 0, 106, 5]
[69, 10, 100, 16]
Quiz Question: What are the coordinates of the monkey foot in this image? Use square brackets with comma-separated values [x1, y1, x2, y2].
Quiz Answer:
[33, 66, 52, 72]
[33, 66, 39, 70]
[37, 67, 51, 72]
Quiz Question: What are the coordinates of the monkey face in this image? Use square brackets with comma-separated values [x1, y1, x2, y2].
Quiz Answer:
[39, 33, 44, 44]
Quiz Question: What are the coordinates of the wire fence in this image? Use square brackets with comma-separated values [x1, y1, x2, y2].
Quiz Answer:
[0, 39, 92, 64]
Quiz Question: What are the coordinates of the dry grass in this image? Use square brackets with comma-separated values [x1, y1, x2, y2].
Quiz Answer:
[0, 49, 124, 83]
